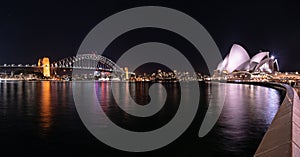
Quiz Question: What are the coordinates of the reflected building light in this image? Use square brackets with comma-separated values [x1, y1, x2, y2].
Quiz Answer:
[40, 81, 52, 135]
[249, 85, 254, 96]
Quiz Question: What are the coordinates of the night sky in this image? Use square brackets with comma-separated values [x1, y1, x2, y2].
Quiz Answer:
[1, 0, 300, 72]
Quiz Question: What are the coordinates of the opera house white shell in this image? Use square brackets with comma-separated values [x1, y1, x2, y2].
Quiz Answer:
[216, 44, 279, 74]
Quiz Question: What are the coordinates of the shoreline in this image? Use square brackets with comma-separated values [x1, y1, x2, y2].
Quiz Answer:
[225, 80, 300, 157]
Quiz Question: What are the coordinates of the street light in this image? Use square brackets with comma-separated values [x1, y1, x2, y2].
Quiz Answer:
[271, 55, 275, 59]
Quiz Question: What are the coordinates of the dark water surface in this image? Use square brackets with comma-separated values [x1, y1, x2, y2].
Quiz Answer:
[0, 81, 282, 156]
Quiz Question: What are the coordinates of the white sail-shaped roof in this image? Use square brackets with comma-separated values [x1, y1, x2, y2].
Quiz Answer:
[217, 54, 229, 71]
[226, 44, 250, 73]
[215, 44, 279, 74]
[235, 60, 250, 71]
[250, 52, 269, 64]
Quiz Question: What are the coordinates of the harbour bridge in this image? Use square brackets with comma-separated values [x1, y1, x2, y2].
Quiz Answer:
[0, 53, 131, 80]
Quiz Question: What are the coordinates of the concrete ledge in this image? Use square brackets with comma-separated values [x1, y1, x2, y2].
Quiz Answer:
[254, 83, 300, 157]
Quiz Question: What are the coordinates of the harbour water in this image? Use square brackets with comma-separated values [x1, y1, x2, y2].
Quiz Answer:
[0, 81, 283, 156]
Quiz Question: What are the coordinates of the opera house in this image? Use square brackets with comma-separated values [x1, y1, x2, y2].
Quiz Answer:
[214, 44, 279, 79]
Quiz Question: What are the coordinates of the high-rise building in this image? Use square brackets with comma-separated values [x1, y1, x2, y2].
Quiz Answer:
[124, 67, 129, 80]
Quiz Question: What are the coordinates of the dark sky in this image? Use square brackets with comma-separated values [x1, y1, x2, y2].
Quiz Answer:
[1, 0, 300, 72]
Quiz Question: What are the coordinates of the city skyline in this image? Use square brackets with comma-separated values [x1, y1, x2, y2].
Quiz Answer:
[1, 1, 300, 72]
[1, 2, 300, 156]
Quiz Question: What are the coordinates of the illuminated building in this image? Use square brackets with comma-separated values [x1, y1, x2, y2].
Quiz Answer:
[38, 57, 51, 77]
[124, 67, 129, 80]
[216, 44, 279, 75]
[38, 59, 42, 67]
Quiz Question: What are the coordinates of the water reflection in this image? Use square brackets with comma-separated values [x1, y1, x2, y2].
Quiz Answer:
[211, 83, 280, 154]
[39, 81, 52, 134]
[0, 81, 282, 156]
[96, 82, 180, 132]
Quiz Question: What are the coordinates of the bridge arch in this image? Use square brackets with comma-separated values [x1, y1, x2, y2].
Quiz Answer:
[51, 53, 124, 74]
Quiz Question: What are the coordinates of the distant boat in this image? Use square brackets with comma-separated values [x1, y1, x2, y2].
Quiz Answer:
[98, 78, 110, 82]
[111, 78, 120, 82]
